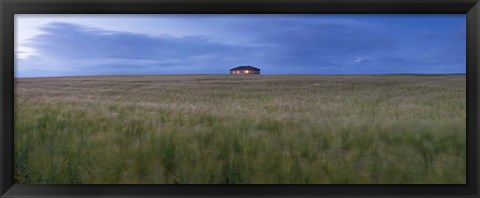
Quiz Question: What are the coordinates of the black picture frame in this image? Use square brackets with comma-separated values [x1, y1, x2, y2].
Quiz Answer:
[1, 0, 479, 197]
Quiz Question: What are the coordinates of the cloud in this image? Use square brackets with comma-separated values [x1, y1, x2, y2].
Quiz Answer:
[18, 22, 265, 76]
[15, 16, 466, 77]
[353, 57, 363, 63]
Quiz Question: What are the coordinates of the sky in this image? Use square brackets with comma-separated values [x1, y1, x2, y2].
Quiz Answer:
[15, 14, 466, 77]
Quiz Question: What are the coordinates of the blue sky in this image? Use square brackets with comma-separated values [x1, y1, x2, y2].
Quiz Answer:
[15, 14, 466, 77]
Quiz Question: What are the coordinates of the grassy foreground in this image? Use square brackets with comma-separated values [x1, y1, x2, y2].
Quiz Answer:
[14, 74, 466, 184]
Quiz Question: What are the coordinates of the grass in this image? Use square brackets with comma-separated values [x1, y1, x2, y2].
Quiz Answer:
[14, 74, 466, 184]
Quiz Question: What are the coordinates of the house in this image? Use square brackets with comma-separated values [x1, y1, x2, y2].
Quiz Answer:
[230, 66, 260, 75]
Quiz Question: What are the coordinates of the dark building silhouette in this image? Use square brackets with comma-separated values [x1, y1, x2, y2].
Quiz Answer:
[230, 66, 260, 75]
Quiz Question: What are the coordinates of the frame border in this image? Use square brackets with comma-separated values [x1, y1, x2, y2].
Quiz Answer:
[1, 0, 479, 197]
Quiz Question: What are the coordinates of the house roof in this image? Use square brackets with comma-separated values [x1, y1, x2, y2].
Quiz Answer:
[230, 66, 260, 71]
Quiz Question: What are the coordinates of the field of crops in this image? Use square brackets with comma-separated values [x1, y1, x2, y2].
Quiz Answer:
[14, 74, 466, 184]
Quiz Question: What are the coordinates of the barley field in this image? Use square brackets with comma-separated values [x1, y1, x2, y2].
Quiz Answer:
[14, 74, 466, 184]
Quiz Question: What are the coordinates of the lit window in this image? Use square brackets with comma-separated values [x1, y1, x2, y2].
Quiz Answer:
[245, 70, 250, 74]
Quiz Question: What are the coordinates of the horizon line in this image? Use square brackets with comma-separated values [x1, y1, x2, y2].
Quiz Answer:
[14, 73, 467, 79]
